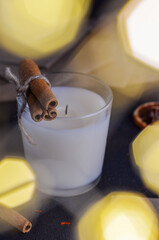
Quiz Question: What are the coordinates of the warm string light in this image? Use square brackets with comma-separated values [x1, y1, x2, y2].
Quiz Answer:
[118, 0, 159, 70]
[0, 157, 35, 208]
[0, 0, 91, 58]
[78, 192, 158, 240]
[132, 121, 159, 194]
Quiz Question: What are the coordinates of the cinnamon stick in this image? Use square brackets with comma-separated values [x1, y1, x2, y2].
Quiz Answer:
[19, 59, 58, 110]
[48, 108, 57, 119]
[27, 90, 43, 122]
[43, 109, 57, 121]
[0, 204, 32, 233]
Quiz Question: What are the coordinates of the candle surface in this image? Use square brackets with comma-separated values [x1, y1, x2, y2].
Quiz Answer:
[25, 87, 106, 121]
[21, 87, 111, 195]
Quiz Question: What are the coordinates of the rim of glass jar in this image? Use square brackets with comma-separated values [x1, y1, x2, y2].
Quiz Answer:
[20, 71, 113, 122]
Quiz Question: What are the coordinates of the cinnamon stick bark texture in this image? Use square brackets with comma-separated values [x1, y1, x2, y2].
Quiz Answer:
[27, 90, 43, 122]
[0, 204, 32, 233]
[19, 59, 58, 110]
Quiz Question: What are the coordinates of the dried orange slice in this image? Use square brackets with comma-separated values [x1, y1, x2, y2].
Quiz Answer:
[133, 102, 159, 129]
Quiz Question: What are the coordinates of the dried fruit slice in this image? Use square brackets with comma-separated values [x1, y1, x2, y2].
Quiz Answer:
[133, 102, 159, 128]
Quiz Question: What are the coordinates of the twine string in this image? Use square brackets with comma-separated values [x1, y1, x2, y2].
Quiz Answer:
[5, 67, 51, 145]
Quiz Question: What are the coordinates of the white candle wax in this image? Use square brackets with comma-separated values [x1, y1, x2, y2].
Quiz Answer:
[21, 87, 111, 196]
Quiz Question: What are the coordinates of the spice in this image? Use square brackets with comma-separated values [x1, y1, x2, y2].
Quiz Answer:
[61, 222, 70, 225]
[0, 204, 32, 233]
[27, 91, 43, 122]
[43, 109, 57, 121]
[48, 108, 57, 119]
[133, 102, 159, 128]
[19, 59, 58, 122]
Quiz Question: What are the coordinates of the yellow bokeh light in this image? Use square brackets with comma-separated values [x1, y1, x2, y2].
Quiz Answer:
[118, 0, 159, 70]
[78, 192, 158, 240]
[132, 121, 159, 194]
[0, 157, 36, 208]
[0, 0, 91, 58]
[132, 122, 159, 169]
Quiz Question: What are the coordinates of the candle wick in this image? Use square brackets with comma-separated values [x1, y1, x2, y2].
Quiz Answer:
[65, 104, 68, 115]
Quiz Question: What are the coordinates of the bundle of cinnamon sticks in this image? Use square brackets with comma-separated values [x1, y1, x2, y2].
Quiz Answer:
[19, 59, 58, 122]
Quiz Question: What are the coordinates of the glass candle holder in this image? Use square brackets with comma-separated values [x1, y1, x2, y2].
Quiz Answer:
[17, 73, 113, 197]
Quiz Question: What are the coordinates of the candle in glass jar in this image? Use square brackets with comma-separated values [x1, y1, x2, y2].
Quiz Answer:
[19, 81, 112, 196]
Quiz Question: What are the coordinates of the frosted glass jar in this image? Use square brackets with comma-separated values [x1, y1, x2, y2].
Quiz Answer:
[17, 73, 113, 197]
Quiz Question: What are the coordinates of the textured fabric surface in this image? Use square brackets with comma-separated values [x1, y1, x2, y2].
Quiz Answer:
[0, 82, 159, 239]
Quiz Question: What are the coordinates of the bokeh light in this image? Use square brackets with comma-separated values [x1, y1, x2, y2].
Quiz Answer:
[78, 192, 158, 240]
[0, 0, 91, 58]
[0, 157, 36, 208]
[132, 121, 159, 194]
[118, 0, 159, 70]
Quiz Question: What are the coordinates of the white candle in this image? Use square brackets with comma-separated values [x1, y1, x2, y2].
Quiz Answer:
[20, 86, 112, 196]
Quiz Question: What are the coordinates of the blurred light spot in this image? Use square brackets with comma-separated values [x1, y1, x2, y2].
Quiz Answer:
[105, 214, 144, 240]
[118, 0, 159, 70]
[0, 157, 36, 208]
[0, 0, 91, 58]
[78, 192, 158, 240]
[132, 121, 159, 194]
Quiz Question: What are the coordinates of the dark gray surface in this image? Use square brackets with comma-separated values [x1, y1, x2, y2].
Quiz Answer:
[0, 83, 159, 239]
